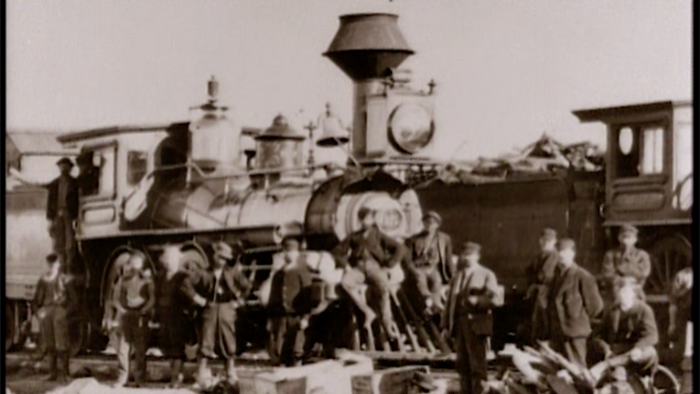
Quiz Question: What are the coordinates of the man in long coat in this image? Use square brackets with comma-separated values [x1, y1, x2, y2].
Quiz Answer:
[182, 241, 252, 387]
[442, 242, 503, 394]
[547, 238, 604, 369]
[267, 236, 313, 366]
[333, 206, 406, 338]
[524, 228, 559, 344]
[34, 253, 76, 383]
[405, 211, 454, 311]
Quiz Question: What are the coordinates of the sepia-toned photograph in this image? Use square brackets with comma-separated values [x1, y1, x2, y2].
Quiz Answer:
[5, 1, 693, 394]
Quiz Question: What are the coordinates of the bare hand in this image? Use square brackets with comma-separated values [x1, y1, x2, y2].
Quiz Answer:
[468, 295, 479, 305]
[300, 318, 309, 330]
[629, 347, 642, 362]
[36, 309, 47, 320]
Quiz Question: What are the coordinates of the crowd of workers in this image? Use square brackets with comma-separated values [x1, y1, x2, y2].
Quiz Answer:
[28, 157, 693, 393]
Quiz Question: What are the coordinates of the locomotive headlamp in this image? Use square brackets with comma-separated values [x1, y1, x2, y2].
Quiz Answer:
[388, 102, 434, 154]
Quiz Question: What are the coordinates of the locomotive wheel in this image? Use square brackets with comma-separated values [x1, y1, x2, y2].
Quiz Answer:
[645, 234, 692, 303]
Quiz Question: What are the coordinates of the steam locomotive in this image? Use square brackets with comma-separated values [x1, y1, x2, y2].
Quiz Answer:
[6, 13, 692, 362]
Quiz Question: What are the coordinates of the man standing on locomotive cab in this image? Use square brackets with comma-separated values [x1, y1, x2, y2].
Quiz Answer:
[267, 236, 313, 366]
[600, 224, 651, 299]
[333, 206, 406, 339]
[47, 157, 80, 269]
[183, 241, 252, 388]
[405, 211, 454, 312]
[34, 253, 75, 383]
[111, 251, 155, 388]
[442, 242, 503, 394]
[524, 228, 559, 344]
[548, 238, 603, 369]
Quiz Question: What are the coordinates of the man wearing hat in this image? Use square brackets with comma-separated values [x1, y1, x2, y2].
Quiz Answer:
[547, 238, 603, 369]
[12, 157, 80, 267]
[267, 236, 314, 366]
[405, 210, 454, 311]
[601, 224, 651, 293]
[442, 242, 503, 394]
[589, 278, 659, 384]
[110, 250, 155, 388]
[182, 240, 252, 387]
[33, 253, 75, 383]
[333, 206, 407, 339]
[524, 228, 559, 344]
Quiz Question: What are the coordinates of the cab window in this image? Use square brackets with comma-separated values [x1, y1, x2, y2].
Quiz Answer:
[127, 151, 148, 186]
[78, 144, 116, 199]
[614, 123, 665, 179]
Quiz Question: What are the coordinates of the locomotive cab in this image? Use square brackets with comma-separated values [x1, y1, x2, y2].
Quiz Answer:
[573, 100, 692, 226]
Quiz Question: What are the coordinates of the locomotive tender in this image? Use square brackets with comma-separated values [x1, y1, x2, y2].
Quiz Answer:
[5, 13, 692, 360]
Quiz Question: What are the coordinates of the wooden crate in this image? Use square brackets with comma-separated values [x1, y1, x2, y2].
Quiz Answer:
[351, 366, 429, 394]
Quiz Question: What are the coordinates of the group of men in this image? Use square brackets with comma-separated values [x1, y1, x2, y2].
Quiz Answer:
[28, 157, 690, 393]
[522, 224, 661, 390]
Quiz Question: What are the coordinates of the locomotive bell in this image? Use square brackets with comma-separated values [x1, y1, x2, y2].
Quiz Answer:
[316, 103, 350, 147]
[255, 114, 306, 172]
[189, 76, 243, 173]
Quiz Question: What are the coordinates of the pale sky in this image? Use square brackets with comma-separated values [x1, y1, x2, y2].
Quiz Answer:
[7, 0, 692, 160]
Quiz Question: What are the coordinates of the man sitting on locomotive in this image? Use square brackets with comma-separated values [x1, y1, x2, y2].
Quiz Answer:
[404, 210, 454, 312]
[600, 224, 651, 302]
[589, 278, 659, 385]
[182, 241, 252, 388]
[267, 236, 314, 366]
[332, 206, 406, 339]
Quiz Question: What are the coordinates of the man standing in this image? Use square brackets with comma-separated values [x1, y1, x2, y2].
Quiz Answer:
[267, 236, 313, 366]
[34, 253, 75, 383]
[111, 251, 155, 388]
[12, 157, 79, 268]
[182, 241, 252, 387]
[47, 157, 80, 268]
[590, 278, 659, 384]
[548, 238, 603, 369]
[525, 228, 559, 344]
[442, 242, 503, 394]
[333, 206, 406, 338]
[405, 211, 454, 311]
[600, 224, 651, 291]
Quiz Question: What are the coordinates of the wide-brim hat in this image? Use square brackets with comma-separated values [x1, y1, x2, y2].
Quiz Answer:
[56, 157, 74, 167]
[212, 241, 234, 259]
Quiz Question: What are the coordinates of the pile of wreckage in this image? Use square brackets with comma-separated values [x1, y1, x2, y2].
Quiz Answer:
[438, 134, 604, 183]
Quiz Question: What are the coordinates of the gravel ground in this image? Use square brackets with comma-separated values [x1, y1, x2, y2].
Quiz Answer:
[5, 353, 463, 394]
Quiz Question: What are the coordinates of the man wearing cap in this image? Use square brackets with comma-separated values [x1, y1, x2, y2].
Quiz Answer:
[110, 251, 155, 388]
[524, 228, 559, 344]
[601, 224, 651, 292]
[33, 253, 75, 383]
[442, 242, 503, 394]
[547, 238, 603, 369]
[333, 206, 407, 339]
[182, 241, 252, 387]
[589, 278, 659, 384]
[405, 210, 454, 311]
[12, 157, 80, 267]
[267, 236, 313, 366]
